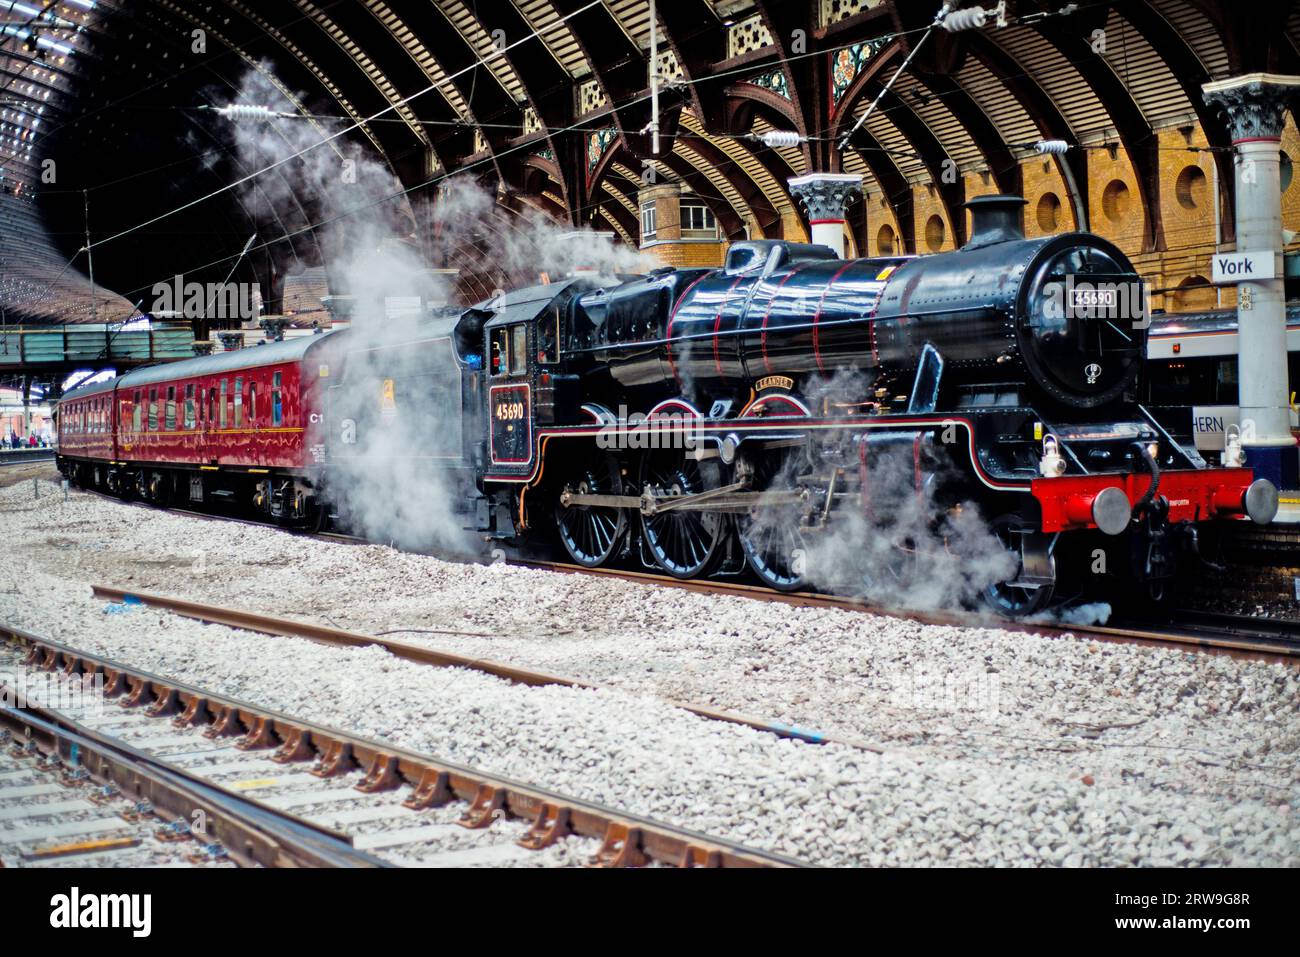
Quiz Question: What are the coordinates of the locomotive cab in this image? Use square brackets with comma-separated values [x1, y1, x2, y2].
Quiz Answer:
[480, 280, 593, 476]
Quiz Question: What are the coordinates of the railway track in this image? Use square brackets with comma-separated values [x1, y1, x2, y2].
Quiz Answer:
[0, 621, 803, 869]
[90, 584, 883, 753]
[511, 559, 1300, 664]
[0, 699, 382, 868]
[63, 484, 1300, 664]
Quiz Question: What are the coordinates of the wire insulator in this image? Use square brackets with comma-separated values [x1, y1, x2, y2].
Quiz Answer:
[1034, 139, 1070, 155]
[941, 6, 988, 31]
[757, 130, 804, 148]
[216, 104, 279, 123]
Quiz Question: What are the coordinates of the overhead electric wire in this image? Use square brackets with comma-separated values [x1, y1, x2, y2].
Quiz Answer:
[82, 0, 605, 252]
[80, 0, 1236, 305]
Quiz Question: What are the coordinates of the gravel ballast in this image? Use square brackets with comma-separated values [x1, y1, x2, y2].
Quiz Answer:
[4, 479, 1298, 866]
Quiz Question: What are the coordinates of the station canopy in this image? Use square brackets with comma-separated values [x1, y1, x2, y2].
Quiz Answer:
[1, 1, 1298, 320]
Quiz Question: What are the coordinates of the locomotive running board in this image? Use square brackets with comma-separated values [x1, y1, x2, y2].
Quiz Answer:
[560, 485, 807, 515]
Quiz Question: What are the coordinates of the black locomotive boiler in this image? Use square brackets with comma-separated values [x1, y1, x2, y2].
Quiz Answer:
[327, 195, 1278, 615]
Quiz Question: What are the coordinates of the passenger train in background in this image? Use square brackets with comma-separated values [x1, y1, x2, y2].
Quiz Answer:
[57, 196, 1279, 617]
[1144, 304, 1300, 464]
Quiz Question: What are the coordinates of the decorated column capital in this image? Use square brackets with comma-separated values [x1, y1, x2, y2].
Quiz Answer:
[787, 172, 863, 223]
[1202, 72, 1300, 142]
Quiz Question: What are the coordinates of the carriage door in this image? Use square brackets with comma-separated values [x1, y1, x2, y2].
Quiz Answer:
[488, 322, 532, 469]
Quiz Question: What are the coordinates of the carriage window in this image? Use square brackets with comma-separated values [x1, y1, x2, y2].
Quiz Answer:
[539, 307, 560, 364]
[208, 388, 217, 426]
[272, 371, 282, 426]
[166, 386, 176, 431]
[149, 389, 158, 431]
[184, 384, 196, 429]
[133, 391, 141, 433]
[220, 380, 228, 428]
[249, 382, 257, 425]
[490, 328, 507, 376]
[509, 325, 527, 375]
[234, 376, 243, 427]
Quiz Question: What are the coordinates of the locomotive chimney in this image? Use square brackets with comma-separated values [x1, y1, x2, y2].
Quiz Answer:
[963, 195, 1028, 249]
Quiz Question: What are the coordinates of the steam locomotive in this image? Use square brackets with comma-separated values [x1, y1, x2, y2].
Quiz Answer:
[57, 195, 1278, 615]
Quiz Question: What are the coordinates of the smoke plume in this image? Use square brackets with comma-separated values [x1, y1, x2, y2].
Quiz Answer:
[215, 64, 652, 552]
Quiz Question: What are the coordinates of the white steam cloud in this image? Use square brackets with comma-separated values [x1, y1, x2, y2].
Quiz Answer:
[216, 64, 652, 552]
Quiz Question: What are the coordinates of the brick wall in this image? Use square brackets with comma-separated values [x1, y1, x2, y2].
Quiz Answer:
[633, 117, 1300, 308]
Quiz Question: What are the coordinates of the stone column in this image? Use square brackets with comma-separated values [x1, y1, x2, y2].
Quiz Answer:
[787, 173, 862, 258]
[1203, 73, 1300, 489]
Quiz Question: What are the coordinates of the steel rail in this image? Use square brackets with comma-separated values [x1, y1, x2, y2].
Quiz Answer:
[0, 622, 804, 868]
[510, 560, 1300, 665]
[89, 584, 882, 753]
[71, 488, 1300, 664]
[0, 699, 388, 868]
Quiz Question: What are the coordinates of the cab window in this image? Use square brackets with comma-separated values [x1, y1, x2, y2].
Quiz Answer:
[490, 328, 508, 376]
[539, 307, 560, 364]
[133, 391, 142, 433]
[149, 389, 158, 431]
[184, 384, 196, 429]
[272, 371, 282, 426]
[249, 382, 257, 425]
[166, 386, 176, 430]
[509, 325, 527, 375]
[220, 380, 228, 428]
[234, 376, 243, 427]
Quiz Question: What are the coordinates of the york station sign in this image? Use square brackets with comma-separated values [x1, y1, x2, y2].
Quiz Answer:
[1211, 251, 1276, 284]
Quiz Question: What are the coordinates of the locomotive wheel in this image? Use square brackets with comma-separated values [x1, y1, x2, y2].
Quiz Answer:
[736, 458, 808, 592]
[861, 540, 919, 600]
[555, 456, 627, 568]
[739, 519, 808, 591]
[980, 514, 1055, 617]
[306, 498, 329, 534]
[639, 449, 726, 579]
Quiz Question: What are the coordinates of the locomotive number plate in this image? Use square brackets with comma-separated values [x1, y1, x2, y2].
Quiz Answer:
[489, 384, 532, 466]
[1069, 288, 1118, 309]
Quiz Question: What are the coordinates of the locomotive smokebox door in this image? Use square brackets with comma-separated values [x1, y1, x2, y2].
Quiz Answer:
[486, 319, 533, 469]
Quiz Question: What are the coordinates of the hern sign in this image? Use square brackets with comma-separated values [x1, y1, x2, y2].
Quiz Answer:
[1211, 251, 1276, 284]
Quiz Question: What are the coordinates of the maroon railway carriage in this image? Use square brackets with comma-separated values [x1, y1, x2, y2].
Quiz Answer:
[57, 378, 117, 475]
[57, 333, 338, 524]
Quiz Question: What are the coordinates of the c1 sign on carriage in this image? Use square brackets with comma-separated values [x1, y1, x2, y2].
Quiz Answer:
[1212, 251, 1276, 283]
